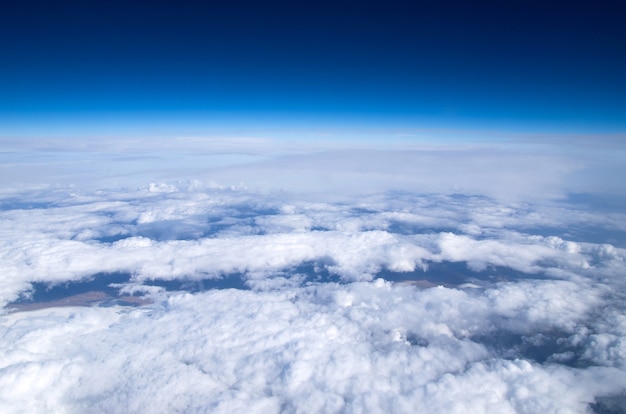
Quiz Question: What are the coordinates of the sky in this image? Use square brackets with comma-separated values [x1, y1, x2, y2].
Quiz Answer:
[2, 2, 626, 413]
[1, 0, 625, 137]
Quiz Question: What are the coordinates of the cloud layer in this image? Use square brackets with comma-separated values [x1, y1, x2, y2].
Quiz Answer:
[2, 278, 625, 413]
[1, 138, 625, 412]
[3, 135, 625, 201]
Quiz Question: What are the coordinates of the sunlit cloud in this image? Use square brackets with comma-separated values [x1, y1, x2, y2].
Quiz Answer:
[0, 135, 625, 412]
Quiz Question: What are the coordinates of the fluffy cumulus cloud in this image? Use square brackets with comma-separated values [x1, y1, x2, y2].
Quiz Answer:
[1, 137, 626, 413]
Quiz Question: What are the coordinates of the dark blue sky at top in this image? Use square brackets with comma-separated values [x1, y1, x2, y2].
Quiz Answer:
[1, 0, 625, 136]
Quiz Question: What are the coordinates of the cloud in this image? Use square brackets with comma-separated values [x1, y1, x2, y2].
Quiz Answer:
[2, 187, 618, 307]
[2, 280, 625, 413]
[3, 135, 624, 202]
[1, 137, 625, 412]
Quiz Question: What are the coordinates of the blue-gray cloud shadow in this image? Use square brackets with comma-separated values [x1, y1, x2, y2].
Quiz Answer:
[379, 261, 548, 287]
[92, 205, 282, 243]
[9, 259, 549, 310]
[590, 393, 626, 414]
[10, 272, 250, 309]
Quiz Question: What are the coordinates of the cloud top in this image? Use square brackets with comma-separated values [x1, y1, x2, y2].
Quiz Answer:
[1, 136, 625, 412]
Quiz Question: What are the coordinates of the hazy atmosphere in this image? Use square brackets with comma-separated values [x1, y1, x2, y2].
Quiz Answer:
[1, 1, 625, 413]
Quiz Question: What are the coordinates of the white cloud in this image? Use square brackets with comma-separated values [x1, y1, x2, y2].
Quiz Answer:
[0, 187, 622, 339]
[1, 137, 625, 412]
[1, 279, 625, 413]
[3, 135, 624, 202]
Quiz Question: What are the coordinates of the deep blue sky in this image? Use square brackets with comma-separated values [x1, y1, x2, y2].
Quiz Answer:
[1, 0, 625, 137]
